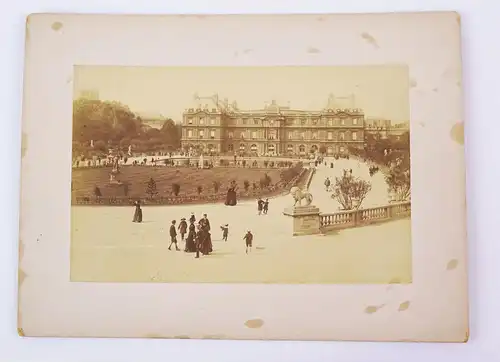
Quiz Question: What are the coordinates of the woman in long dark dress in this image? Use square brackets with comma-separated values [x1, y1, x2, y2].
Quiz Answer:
[225, 180, 238, 206]
[132, 200, 142, 223]
[184, 221, 197, 252]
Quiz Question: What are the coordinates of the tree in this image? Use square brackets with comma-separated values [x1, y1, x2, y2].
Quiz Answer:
[213, 181, 221, 194]
[260, 173, 272, 188]
[145, 177, 158, 199]
[331, 172, 372, 210]
[94, 185, 102, 198]
[385, 153, 411, 202]
[243, 180, 250, 192]
[172, 183, 180, 196]
[319, 145, 327, 155]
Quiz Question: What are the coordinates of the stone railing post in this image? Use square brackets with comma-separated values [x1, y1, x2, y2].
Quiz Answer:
[283, 205, 321, 236]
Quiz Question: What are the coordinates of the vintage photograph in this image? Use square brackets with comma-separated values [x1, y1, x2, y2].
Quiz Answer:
[70, 65, 411, 284]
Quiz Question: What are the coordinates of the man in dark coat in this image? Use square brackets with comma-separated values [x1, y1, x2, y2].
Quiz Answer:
[168, 220, 180, 251]
[243, 230, 253, 254]
[189, 212, 196, 224]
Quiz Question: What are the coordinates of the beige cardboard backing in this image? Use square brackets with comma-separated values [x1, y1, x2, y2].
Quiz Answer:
[18, 12, 467, 341]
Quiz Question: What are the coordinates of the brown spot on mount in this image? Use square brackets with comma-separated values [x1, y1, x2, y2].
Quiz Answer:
[447, 259, 459, 270]
[21, 132, 28, 158]
[17, 328, 25, 337]
[365, 304, 384, 314]
[51, 22, 63, 31]
[244, 318, 264, 328]
[450, 123, 464, 145]
[307, 47, 320, 54]
[398, 301, 410, 311]
[18, 269, 27, 287]
[361, 32, 379, 48]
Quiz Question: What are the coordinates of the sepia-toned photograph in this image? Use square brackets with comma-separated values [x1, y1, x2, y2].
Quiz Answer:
[70, 65, 411, 284]
[18, 12, 467, 341]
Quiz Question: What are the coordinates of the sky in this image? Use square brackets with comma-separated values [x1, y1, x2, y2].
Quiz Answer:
[73, 65, 410, 122]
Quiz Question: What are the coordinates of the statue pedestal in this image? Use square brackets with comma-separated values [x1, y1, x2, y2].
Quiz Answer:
[283, 205, 321, 236]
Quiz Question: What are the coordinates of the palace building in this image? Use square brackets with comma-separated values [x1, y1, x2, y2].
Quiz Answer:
[180, 93, 366, 156]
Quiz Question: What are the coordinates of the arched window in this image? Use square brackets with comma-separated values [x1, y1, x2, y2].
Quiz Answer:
[311, 145, 318, 152]
[327, 146, 334, 155]
[250, 144, 258, 152]
[239, 143, 246, 151]
[287, 144, 294, 152]
[268, 144, 276, 153]
[227, 144, 234, 152]
[207, 144, 215, 153]
[299, 144, 306, 153]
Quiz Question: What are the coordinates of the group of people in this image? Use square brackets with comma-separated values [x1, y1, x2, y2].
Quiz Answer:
[257, 198, 270, 215]
[169, 213, 213, 258]
[132, 201, 255, 255]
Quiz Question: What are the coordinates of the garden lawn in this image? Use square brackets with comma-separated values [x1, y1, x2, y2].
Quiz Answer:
[72, 166, 283, 199]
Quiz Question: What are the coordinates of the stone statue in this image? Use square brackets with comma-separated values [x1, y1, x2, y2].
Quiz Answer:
[290, 186, 313, 207]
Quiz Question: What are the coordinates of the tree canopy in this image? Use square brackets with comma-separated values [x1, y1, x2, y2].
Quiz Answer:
[72, 98, 181, 156]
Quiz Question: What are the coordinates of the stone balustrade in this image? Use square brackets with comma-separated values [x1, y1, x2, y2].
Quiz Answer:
[320, 201, 411, 232]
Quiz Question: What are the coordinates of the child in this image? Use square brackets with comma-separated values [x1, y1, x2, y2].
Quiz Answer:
[263, 199, 269, 214]
[220, 224, 229, 241]
[243, 230, 253, 254]
[257, 198, 264, 215]
[178, 218, 188, 241]
[168, 220, 180, 251]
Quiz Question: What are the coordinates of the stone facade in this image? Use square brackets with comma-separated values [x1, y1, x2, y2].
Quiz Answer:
[180, 94, 366, 156]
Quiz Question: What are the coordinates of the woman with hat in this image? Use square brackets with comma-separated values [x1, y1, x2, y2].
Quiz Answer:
[178, 217, 188, 242]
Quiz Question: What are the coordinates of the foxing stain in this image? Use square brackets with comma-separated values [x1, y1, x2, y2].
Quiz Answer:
[51, 21, 63, 31]
[361, 32, 379, 48]
[203, 334, 226, 339]
[450, 122, 464, 145]
[398, 301, 410, 312]
[316, 16, 325, 21]
[143, 333, 163, 339]
[21, 132, 28, 158]
[17, 328, 25, 337]
[447, 259, 459, 270]
[18, 269, 27, 287]
[364, 304, 384, 314]
[244, 318, 264, 328]
[307, 47, 321, 54]
[418, 121, 426, 128]
[242, 49, 253, 54]
[409, 79, 417, 88]
[432, 88, 438, 92]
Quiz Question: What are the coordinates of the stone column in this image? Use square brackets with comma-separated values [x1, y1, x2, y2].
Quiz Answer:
[283, 205, 321, 236]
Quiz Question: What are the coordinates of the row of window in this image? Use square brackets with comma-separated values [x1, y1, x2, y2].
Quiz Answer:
[186, 117, 363, 126]
[185, 129, 359, 141]
[185, 143, 346, 154]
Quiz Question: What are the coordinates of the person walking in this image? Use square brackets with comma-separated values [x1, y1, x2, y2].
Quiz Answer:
[257, 198, 264, 215]
[220, 224, 229, 241]
[178, 218, 188, 241]
[243, 230, 253, 254]
[168, 220, 180, 251]
[263, 199, 269, 214]
[189, 212, 196, 224]
[324, 177, 331, 191]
